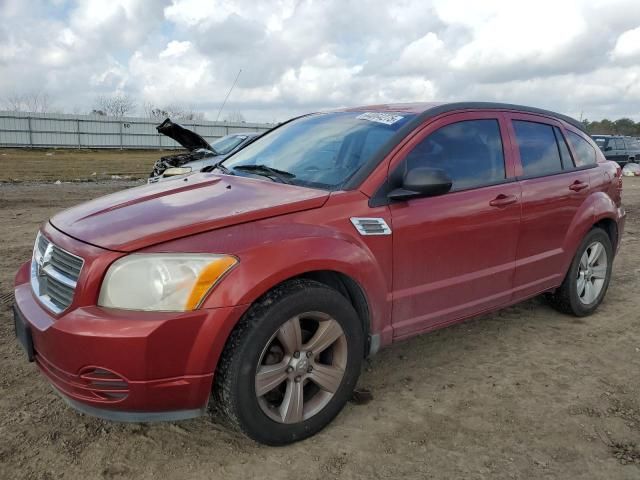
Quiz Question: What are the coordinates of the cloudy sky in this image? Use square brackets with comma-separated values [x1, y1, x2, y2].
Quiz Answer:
[1, 0, 640, 122]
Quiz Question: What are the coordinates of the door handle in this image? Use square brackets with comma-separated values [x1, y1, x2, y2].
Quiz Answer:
[569, 181, 588, 192]
[489, 194, 518, 207]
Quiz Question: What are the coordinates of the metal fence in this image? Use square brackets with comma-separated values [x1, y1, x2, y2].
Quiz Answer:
[0, 111, 275, 149]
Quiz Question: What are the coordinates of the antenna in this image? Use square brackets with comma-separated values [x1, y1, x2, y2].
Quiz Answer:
[216, 68, 242, 122]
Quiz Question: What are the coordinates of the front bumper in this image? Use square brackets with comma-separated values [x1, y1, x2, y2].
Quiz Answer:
[13, 273, 246, 422]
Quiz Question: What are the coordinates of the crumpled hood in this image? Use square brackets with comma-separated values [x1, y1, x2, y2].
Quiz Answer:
[50, 174, 330, 252]
[156, 118, 212, 151]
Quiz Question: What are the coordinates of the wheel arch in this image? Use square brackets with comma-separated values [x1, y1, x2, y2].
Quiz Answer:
[560, 191, 620, 278]
[226, 269, 375, 358]
[593, 217, 618, 254]
[291, 270, 372, 354]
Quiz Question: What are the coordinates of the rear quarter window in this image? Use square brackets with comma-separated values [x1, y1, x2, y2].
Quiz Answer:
[566, 131, 597, 166]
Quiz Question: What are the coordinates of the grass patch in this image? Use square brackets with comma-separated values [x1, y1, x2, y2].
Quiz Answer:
[0, 148, 179, 182]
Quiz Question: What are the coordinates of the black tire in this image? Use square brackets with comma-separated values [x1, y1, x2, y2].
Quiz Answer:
[546, 228, 613, 316]
[213, 279, 364, 445]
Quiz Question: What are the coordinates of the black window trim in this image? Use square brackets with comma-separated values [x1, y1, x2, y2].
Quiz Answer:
[553, 126, 576, 170]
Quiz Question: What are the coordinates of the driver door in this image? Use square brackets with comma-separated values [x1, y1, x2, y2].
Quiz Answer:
[389, 112, 522, 339]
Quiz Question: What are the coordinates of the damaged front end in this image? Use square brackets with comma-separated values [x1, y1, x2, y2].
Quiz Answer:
[150, 118, 216, 179]
[150, 148, 214, 178]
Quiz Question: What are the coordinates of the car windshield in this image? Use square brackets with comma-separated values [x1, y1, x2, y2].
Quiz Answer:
[221, 111, 415, 189]
[211, 134, 247, 155]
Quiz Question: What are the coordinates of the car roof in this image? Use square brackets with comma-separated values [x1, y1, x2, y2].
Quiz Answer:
[337, 101, 586, 133]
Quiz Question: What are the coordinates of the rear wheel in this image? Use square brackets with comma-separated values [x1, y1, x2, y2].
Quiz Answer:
[546, 228, 613, 316]
[213, 279, 364, 445]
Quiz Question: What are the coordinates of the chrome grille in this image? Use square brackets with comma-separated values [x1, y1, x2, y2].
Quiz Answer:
[31, 232, 84, 313]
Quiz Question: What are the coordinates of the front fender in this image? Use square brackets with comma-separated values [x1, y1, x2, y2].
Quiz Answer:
[144, 214, 393, 342]
[203, 234, 390, 337]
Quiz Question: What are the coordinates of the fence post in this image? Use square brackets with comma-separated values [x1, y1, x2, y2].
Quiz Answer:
[27, 116, 33, 148]
[76, 119, 81, 149]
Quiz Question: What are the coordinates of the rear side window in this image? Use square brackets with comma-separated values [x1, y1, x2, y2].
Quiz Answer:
[566, 131, 597, 166]
[405, 119, 505, 191]
[513, 121, 562, 176]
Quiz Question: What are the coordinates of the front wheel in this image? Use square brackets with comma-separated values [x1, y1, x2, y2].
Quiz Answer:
[213, 279, 364, 445]
[546, 228, 613, 316]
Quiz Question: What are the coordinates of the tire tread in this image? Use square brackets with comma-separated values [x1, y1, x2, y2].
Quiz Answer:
[212, 279, 347, 440]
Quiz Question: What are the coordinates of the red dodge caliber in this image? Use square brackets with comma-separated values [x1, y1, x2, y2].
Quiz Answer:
[13, 102, 625, 445]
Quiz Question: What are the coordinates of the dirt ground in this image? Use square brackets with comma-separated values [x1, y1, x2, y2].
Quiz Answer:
[0, 176, 639, 480]
[0, 148, 165, 182]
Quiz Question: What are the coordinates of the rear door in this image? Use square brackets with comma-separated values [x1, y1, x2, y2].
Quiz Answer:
[389, 112, 521, 338]
[506, 113, 594, 299]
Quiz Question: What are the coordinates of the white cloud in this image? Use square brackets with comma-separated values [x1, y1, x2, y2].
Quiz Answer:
[612, 26, 640, 59]
[1, 0, 640, 121]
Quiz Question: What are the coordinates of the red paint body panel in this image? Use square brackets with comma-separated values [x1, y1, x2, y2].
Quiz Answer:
[14, 277, 247, 412]
[384, 112, 522, 336]
[390, 181, 522, 337]
[13, 103, 626, 419]
[145, 190, 395, 346]
[50, 173, 330, 252]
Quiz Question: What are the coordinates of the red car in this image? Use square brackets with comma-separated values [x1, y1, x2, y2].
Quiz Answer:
[13, 102, 625, 445]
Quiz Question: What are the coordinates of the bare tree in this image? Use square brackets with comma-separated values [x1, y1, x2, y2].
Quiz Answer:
[4, 92, 53, 112]
[143, 101, 204, 121]
[94, 94, 136, 118]
[224, 110, 246, 123]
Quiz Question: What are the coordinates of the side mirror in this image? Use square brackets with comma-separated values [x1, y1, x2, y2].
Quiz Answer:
[387, 166, 452, 201]
[604, 146, 613, 151]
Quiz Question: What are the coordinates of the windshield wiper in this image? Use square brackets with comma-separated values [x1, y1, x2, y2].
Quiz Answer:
[201, 162, 233, 175]
[232, 164, 296, 184]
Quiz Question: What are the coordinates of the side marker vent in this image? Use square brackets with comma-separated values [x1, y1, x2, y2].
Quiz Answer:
[350, 217, 392, 236]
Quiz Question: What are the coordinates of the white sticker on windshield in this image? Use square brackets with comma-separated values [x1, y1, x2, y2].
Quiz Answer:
[356, 112, 404, 125]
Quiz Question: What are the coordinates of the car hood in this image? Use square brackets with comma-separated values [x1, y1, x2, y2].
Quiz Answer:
[156, 118, 212, 151]
[50, 174, 330, 252]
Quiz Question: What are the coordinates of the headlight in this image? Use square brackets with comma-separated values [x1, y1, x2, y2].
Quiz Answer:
[98, 254, 237, 311]
[163, 167, 192, 177]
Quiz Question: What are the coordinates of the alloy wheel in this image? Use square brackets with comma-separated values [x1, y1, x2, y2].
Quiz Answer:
[255, 312, 348, 424]
[576, 241, 608, 305]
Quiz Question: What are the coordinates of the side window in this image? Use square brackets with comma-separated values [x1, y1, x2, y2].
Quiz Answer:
[404, 119, 505, 191]
[614, 138, 625, 150]
[512, 120, 563, 176]
[553, 127, 574, 169]
[566, 131, 597, 166]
